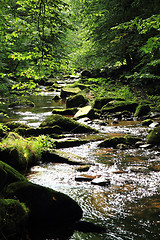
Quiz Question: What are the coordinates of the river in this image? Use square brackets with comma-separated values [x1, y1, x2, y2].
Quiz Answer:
[3, 84, 160, 240]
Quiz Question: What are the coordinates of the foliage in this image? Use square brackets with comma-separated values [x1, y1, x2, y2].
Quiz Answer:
[66, 0, 160, 90]
[0, 134, 55, 168]
[0, 0, 69, 81]
[11, 80, 39, 96]
[87, 78, 134, 100]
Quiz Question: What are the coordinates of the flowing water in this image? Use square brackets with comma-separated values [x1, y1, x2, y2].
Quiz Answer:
[2, 86, 160, 240]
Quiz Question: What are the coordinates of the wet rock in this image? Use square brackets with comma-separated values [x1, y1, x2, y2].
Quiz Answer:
[102, 100, 137, 114]
[93, 97, 115, 109]
[139, 144, 152, 149]
[130, 167, 148, 173]
[75, 174, 101, 182]
[76, 165, 91, 172]
[16, 125, 62, 137]
[112, 118, 119, 124]
[0, 199, 29, 239]
[150, 112, 160, 118]
[91, 177, 110, 186]
[135, 141, 145, 147]
[52, 108, 77, 116]
[98, 135, 142, 148]
[149, 121, 160, 128]
[112, 170, 128, 174]
[40, 114, 98, 134]
[74, 106, 98, 120]
[8, 100, 35, 108]
[4, 181, 83, 230]
[147, 126, 160, 145]
[41, 149, 85, 165]
[54, 138, 88, 149]
[134, 103, 151, 117]
[60, 87, 81, 99]
[66, 94, 89, 108]
[141, 119, 153, 126]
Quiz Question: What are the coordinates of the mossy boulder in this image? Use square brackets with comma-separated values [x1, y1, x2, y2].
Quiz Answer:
[134, 103, 151, 117]
[0, 199, 29, 239]
[74, 106, 98, 120]
[66, 94, 89, 108]
[93, 97, 116, 109]
[147, 126, 160, 145]
[40, 114, 98, 133]
[60, 87, 81, 99]
[101, 100, 138, 113]
[8, 100, 35, 108]
[0, 161, 27, 189]
[0, 132, 42, 170]
[52, 108, 78, 116]
[98, 135, 142, 148]
[5, 122, 30, 131]
[5, 181, 83, 229]
[15, 125, 62, 137]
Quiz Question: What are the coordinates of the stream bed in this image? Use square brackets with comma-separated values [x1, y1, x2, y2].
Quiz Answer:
[3, 86, 160, 240]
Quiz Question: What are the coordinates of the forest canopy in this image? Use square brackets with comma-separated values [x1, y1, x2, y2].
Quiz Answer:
[0, 0, 160, 87]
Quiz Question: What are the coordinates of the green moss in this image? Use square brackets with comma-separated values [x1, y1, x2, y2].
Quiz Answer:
[0, 199, 29, 239]
[0, 133, 51, 170]
[5, 181, 83, 227]
[5, 122, 30, 131]
[98, 135, 142, 148]
[66, 94, 89, 108]
[147, 126, 160, 145]
[40, 114, 98, 133]
[134, 103, 151, 117]
[93, 97, 115, 109]
[60, 87, 81, 99]
[102, 100, 137, 113]
[0, 160, 27, 186]
[52, 108, 78, 115]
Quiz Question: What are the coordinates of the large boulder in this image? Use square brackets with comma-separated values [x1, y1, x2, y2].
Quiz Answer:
[60, 87, 81, 99]
[147, 126, 160, 145]
[5, 181, 83, 229]
[52, 108, 78, 116]
[93, 97, 115, 109]
[66, 94, 89, 108]
[101, 100, 138, 113]
[40, 114, 98, 133]
[134, 103, 151, 117]
[74, 106, 98, 120]
[15, 125, 62, 137]
[0, 199, 29, 240]
[98, 135, 142, 148]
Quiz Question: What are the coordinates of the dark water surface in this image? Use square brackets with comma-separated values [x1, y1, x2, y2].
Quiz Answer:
[2, 88, 160, 239]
